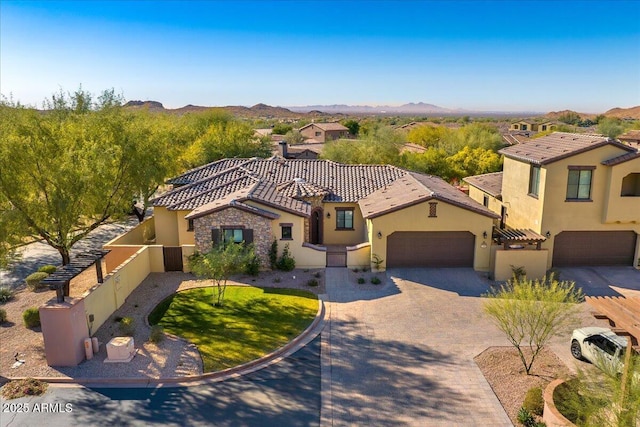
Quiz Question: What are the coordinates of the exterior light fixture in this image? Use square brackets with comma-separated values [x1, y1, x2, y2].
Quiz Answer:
[481, 241, 488, 249]
[326, 212, 331, 218]
[482, 231, 488, 239]
[377, 231, 382, 239]
[545, 231, 551, 238]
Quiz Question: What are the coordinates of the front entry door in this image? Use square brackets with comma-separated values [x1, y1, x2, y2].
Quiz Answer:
[311, 208, 323, 244]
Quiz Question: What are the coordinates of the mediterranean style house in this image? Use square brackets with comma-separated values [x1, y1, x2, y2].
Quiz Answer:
[298, 122, 350, 143]
[465, 132, 640, 269]
[510, 120, 557, 132]
[150, 157, 499, 271]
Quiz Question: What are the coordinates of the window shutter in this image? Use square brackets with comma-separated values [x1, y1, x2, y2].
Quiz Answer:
[211, 228, 220, 246]
[243, 229, 254, 244]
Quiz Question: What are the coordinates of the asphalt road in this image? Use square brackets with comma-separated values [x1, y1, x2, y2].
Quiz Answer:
[1, 335, 321, 427]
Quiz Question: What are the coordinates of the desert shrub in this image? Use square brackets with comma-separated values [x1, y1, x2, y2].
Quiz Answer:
[370, 276, 382, 285]
[0, 308, 7, 323]
[269, 239, 278, 269]
[522, 387, 544, 416]
[148, 325, 165, 343]
[244, 247, 261, 276]
[0, 286, 14, 304]
[276, 243, 296, 271]
[25, 272, 49, 291]
[307, 279, 318, 287]
[357, 277, 365, 284]
[22, 308, 41, 328]
[517, 407, 534, 426]
[119, 316, 135, 336]
[37, 265, 57, 274]
[0, 378, 48, 399]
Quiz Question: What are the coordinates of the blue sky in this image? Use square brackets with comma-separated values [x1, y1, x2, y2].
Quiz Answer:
[1, 0, 639, 112]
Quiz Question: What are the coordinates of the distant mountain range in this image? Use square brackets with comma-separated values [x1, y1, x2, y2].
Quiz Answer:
[286, 102, 462, 115]
[122, 100, 640, 120]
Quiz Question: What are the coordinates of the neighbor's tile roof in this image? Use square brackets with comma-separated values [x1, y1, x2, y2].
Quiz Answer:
[499, 132, 636, 165]
[358, 172, 499, 219]
[601, 151, 640, 166]
[299, 122, 349, 132]
[158, 158, 494, 220]
[463, 172, 503, 198]
[618, 129, 640, 143]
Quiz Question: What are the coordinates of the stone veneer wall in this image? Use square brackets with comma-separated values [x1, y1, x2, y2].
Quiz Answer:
[193, 208, 274, 267]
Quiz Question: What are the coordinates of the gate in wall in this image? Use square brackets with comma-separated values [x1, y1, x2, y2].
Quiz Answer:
[163, 246, 184, 271]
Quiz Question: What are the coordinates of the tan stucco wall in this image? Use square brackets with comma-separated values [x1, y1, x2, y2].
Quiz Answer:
[347, 243, 371, 268]
[366, 200, 495, 271]
[103, 245, 142, 273]
[295, 244, 327, 268]
[602, 161, 640, 223]
[177, 210, 196, 245]
[493, 249, 549, 281]
[40, 298, 89, 367]
[154, 206, 179, 246]
[500, 157, 546, 231]
[104, 217, 155, 246]
[323, 202, 367, 245]
[467, 186, 503, 218]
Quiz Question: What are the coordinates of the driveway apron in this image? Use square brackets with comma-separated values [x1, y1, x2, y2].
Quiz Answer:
[322, 267, 512, 427]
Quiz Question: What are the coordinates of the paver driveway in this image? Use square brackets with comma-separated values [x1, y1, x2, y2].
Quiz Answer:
[323, 268, 513, 427]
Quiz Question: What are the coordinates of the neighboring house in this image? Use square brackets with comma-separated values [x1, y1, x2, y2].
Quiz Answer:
[465, 132, 640, 268]
[151, 157, 498, 271]
[618, 129, 640, 150]
[276, 141, 322, 159]
[510, 120, 556, 132]
[299, 122, 350, 143]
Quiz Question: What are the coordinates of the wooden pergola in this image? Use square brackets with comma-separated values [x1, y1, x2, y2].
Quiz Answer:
[586, 295, 640, 398]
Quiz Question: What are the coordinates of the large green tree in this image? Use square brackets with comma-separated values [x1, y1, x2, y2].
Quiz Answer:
[0, 89, 175, 265]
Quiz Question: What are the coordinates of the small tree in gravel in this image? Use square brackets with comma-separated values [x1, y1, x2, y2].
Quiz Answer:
[189, 242, 252, 307]
[483, 275, 583, 375]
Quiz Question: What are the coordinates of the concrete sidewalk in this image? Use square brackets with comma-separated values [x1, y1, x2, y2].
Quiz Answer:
[321, 267, 512, 426]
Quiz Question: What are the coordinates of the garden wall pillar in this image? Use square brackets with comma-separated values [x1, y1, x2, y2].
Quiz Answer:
[40, 297, 90, 367]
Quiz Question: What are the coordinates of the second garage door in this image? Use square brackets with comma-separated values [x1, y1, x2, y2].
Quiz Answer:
[387, 231, 475, 268]
[552, 231, 637, 267]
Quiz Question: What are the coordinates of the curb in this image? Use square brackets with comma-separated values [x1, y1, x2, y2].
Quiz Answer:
[3, 296, 327, 388]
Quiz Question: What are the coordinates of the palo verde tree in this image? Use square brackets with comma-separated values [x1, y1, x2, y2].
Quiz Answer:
[483, 275, 583, 375]
[0, 88, 176, 265]
[188, 242, 255, 307]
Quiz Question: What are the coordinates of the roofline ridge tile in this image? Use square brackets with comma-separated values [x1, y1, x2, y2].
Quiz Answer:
[165, 174, 258, 210]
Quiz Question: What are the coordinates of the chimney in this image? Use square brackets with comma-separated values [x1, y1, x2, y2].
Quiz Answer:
[279, 140, 288, 158]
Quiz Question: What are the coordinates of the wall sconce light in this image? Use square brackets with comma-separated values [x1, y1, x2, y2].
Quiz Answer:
[377, 231, 382, 239]
[326, 212, 331, 218]
[482, 231, 488, 239]
[481, 241, 488, 249]
[545, 231, 551, 238]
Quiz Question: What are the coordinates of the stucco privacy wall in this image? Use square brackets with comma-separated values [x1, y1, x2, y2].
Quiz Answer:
[39, 298, 89, 367]
[103, 245, 141, 273]
[104, 217, 156, 246]
[193, 207, 272, 267]
[154, 206, 179, 246]
[492, 248, 549, 281]
[367, 199, 494, 271]
[347, 242, 371, 268]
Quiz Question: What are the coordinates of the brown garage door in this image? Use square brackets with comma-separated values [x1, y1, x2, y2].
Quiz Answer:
[387, 231, 475, 268]
[552, 231, 637, 267]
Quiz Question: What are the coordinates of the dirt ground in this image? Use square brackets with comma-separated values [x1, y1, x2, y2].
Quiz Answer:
[475, 346, 571, 425]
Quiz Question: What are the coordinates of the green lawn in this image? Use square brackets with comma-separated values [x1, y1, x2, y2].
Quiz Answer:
[148, 286, 318, 372]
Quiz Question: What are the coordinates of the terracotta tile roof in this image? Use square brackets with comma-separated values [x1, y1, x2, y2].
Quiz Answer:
[601, 151, 640, 166]
[299, 122, 349, 132]
[358, 172, 499, 219]
[499, 132, 635, 165]
[463, 172, 503, 198]
[185, 187, 281, 220]
[159, 158, 494, 220]
[276, 178, 332, 199]
[618, 129, 640, 143]
[167, 158, 250, 186]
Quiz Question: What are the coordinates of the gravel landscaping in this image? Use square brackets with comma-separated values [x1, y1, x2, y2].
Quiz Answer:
[0, 269, 324, 380]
